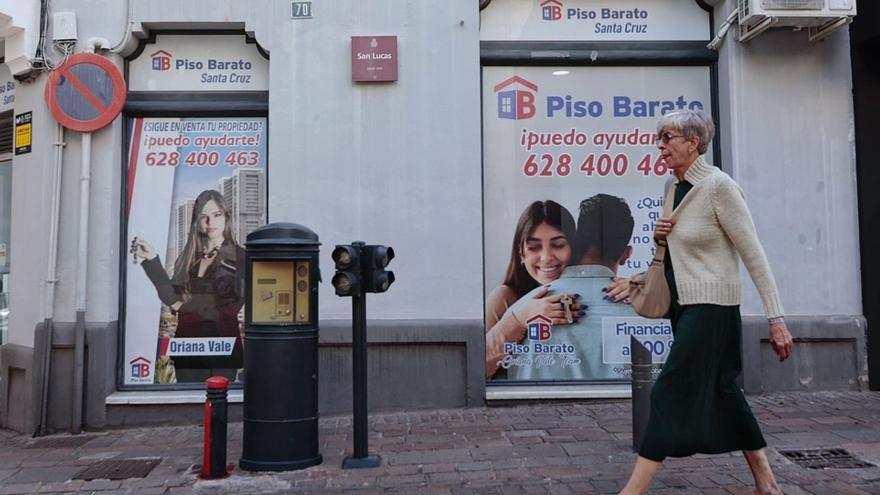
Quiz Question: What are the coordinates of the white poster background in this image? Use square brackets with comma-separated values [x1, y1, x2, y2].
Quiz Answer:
[481, 0, 711, 42]
[124, 118, 177, 384]
[483, 66, 712, 381]
[602, 316, 674, 364]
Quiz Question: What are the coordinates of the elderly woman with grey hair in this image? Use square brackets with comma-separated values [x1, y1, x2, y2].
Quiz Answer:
[608, 109, 793, 495]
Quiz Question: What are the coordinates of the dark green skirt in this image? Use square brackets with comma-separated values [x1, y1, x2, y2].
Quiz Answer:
[638, 264, 766, 461]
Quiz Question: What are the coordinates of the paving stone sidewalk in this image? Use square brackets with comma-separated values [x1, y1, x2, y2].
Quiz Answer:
[1, 391, 879, 494]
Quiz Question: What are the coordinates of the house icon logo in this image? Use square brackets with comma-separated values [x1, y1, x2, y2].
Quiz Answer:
[130, 356, 152, 378]
[541, 0, 563, 21]
[526, 314, 552, 341]
[494, 76, 538, 120]
[150, 50, 172, 71]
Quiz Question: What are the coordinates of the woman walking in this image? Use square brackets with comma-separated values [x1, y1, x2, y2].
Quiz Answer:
[611, 109, 794, 495]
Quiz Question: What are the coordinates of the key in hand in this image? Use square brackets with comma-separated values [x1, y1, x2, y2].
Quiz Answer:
[130, 238, 139, 264]
[560, 294, 573, 324]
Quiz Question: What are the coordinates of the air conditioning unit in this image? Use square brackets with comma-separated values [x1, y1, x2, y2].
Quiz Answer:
[737, 0, 857, 43]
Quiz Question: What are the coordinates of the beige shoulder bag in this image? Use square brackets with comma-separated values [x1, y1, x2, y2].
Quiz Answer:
[629, 183, 676, 318]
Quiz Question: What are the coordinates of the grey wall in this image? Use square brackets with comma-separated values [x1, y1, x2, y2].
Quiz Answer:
[7, 75, 56, 347]
[711, 3, 866, 391]
[713, 3, 861, 318]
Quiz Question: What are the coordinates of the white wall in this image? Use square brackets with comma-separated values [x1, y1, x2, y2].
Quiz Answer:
[714, 3, 861, 317]
[50, 116, 123, 322]
[8, 77, 54, 346]
[7, 78, 124, 347]
[264, 1, 483, 319]
[0, 1, 41, 76]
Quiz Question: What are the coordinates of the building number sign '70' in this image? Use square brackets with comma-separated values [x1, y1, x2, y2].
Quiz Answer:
[291, 2, 312, 19]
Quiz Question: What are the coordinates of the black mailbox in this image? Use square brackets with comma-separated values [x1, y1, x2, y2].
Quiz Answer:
[239, 222, 322, 471]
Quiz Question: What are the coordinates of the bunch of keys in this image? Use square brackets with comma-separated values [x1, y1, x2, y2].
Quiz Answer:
[560, 294, 574, 324]
[130, 237, 139, 264]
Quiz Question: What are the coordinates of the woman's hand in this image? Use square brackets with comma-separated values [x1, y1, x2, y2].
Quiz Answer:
[604, 277, 631, 303]
[769, 321, 793, 362]
[513, 286, 584, 326]
[131, 237, 157, 261]
[654, 217, 675, 242]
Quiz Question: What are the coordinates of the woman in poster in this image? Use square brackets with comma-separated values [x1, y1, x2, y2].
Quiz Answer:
[131, 189, 244, 380]
[616, 110, 793, 495]
[484, 200, 583, 378]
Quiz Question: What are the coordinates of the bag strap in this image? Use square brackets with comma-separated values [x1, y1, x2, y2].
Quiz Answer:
[652, 180, 677, 264]
[661, 178, 676, 218]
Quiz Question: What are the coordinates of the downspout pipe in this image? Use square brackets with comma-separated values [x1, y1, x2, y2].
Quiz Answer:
[35, 124, 65, 437]
[72, 129, 90, 434]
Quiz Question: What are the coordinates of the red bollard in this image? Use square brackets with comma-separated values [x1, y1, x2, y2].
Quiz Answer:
[201, 376, 230, 479]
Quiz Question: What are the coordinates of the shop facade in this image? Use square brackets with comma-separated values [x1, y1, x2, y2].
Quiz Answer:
[0, 0, 870, 433]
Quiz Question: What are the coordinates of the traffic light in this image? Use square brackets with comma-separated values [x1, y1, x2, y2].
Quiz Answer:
[361, 245, 395, 293]
[331, 243, 395, 296]
[331, 244, 361, 296]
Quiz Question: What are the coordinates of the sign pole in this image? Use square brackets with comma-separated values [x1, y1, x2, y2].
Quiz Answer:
[353, 291, 368, 458]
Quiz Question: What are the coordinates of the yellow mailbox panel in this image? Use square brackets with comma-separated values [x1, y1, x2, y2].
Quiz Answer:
[252, 260, 296, 324]
[294, 261, 310, 323]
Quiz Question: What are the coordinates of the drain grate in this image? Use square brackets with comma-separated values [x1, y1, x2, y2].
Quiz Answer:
[779, 448, 875, 470]
[74, 458, 162, 480]
[25, 435, 97, 449]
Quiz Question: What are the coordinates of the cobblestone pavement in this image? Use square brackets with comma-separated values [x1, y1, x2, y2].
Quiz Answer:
[1, 391, 879, 494]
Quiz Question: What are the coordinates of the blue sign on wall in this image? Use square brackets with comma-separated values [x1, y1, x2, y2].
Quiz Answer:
[291, 2, 312, 19]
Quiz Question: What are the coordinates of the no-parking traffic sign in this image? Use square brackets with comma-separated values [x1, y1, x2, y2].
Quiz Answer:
[44, 53, 126, 132]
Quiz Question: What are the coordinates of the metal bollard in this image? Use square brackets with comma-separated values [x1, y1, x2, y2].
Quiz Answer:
[630, 336, 653, 453]
[201, 376, 230, 479]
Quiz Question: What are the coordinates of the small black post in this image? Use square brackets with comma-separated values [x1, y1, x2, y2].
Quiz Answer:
[343, 245, 381, 469]
[631, 336, 653, 453]
[352, 292, 368, 457]
[201, 376, 230, 479]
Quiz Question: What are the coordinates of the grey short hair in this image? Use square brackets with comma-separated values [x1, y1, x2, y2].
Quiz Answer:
[656, 109, 715, 155]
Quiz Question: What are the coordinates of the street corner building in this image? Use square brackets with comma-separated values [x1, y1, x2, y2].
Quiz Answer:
[0, 0, 877, 433]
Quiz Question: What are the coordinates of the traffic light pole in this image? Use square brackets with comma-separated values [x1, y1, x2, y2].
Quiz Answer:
[342, 256, 381, 469]
[352, 292, 369, 457]
[333, 240, 389, 469]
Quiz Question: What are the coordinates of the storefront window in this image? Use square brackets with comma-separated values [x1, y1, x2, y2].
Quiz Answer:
[483, 66, 713, 384]
[480, 0, 716, 390]
[123, 116, 267, 385]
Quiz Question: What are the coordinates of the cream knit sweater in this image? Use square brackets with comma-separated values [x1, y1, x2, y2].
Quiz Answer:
[666, 156, 785, 319]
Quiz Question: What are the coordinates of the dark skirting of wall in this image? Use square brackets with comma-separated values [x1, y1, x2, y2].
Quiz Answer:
[105, 319, 485, 427]
[0, 343, 34, 432]
[741, 315, 868, 393]
[16, 321, 119, 434]
[4, 315, 867, 431]
[317, 319, 485, 414]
